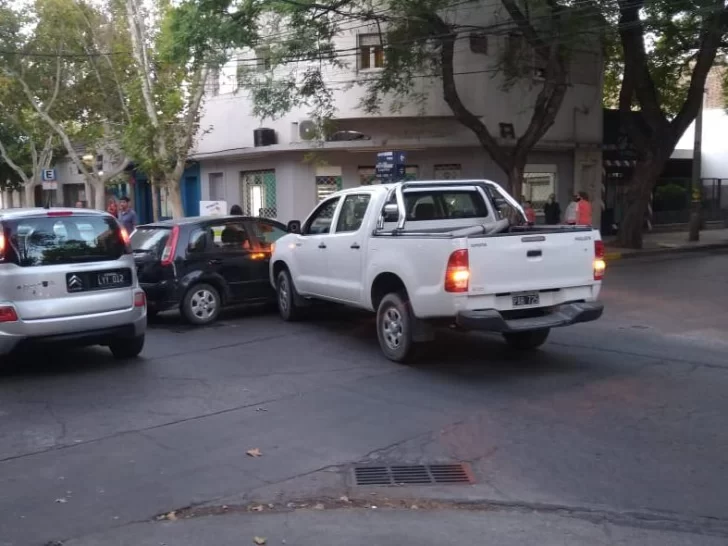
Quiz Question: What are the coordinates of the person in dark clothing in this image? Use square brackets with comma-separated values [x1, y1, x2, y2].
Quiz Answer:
[230, 204, 243, 215]
[544, 193, 561, 225]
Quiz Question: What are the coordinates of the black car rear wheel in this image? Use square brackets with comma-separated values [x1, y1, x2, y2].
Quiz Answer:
[182, 283, 221, 325]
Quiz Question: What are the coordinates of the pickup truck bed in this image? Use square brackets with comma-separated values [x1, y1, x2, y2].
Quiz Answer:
[271, 179, 605, 363]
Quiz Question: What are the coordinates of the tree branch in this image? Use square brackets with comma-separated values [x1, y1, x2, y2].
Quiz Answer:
[671, 2, 726, 137]
[500, 0, 549, 58]
[617, 0, 667, 129]
[426, 14, 511, 173]
[0, 139, 30, 185]
[45, 50, 63, 114]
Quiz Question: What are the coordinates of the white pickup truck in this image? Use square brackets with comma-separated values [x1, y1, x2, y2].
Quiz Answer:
[270, 179, 605, 362]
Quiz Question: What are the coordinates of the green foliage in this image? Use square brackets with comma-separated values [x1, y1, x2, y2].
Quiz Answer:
[602, 0, 725, 115]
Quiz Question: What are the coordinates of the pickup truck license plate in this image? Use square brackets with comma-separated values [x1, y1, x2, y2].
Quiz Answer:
[512, 293, 540, 307]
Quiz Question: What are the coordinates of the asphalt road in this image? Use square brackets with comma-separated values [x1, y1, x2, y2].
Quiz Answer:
[1, 250, 727, 545]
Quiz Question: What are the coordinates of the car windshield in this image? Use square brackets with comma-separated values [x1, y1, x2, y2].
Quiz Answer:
[131, 227, 170, 256]
[4, 214, 126, 267]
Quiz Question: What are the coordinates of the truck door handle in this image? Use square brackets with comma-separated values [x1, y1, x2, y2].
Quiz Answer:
[527, 250, 542, 258]
[350, 243, 360, 249]
[208, 258, 223, 265]
[318, 243, 327, 249]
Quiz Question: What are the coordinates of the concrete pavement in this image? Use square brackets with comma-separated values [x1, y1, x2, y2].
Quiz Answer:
[1, 251, 727, 545]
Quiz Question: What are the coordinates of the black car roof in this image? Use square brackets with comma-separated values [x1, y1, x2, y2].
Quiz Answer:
[138, 216, 285, 228]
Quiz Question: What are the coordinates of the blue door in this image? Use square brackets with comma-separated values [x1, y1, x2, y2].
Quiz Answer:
[183, 175, 200, 217]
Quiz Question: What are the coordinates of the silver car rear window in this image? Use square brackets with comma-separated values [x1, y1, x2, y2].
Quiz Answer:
[4, 215, 126, 267]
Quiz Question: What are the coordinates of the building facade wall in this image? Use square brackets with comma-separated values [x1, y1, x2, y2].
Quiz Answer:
[199, 147, 591, 224]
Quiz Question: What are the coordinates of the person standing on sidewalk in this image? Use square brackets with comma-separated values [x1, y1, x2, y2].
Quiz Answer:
[118, 196, 137, 234]
[577, 191, 593, 226]
[544, 194, 561, 225]
[564, 194, 579, 225]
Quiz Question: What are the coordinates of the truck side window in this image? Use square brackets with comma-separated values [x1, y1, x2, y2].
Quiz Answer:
[304, 197, 340, 235]
[336, 194, 371, 233]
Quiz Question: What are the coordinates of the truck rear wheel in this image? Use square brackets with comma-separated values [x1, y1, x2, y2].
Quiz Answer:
[376, 292, 416, 363]
[503, 329, 550, 351]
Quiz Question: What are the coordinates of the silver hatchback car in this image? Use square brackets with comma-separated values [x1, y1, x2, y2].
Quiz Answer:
[0, 208, 147, 358]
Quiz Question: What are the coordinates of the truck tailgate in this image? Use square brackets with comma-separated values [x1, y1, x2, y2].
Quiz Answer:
[466, 231, 596, 295]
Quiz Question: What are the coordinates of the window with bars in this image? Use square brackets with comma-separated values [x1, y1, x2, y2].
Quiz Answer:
[434, 164, 462, 180]
[358, 34, 384, 70]
[316, 175, 343, 201]
[240, 170, 277, 218]
[523, 170, 556, 213]
[358, 167, 377, 186]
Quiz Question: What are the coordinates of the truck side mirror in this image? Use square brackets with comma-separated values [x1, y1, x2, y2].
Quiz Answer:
[382, 203, 400, 223]
[287, 220, 301, 234]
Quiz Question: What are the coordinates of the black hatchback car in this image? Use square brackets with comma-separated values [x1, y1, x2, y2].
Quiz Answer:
[131, 216, 289, 324]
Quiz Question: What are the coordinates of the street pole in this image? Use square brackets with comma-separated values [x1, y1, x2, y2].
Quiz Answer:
[688, 91, 704, 242]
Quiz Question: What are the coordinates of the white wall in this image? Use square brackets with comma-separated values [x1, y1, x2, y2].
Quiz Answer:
[194, 5, 603, 156]
[675, 109, 728, 179]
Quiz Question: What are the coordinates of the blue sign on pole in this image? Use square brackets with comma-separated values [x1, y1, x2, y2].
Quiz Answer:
[376, 151, 406, 183]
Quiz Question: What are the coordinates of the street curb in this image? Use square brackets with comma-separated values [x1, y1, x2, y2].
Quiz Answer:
[605, 241, 728, 262]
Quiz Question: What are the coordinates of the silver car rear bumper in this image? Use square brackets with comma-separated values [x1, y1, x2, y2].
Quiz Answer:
[0, 306, 146, 355]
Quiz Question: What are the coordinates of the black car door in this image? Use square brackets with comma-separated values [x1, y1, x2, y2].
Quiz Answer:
[204, 220, 261, 302]
[244, 219, 289, 299]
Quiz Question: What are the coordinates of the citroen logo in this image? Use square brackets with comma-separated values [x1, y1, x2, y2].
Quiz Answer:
[68, 275, 83, 290]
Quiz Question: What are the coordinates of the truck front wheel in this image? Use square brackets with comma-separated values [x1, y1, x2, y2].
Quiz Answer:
[376, 293, 416, 363]
[277, 269, 303, 321]
[503, 329, 550, 351]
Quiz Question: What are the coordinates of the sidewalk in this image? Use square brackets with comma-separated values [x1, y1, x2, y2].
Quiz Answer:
[603, 228, 728, 261]
[64, 507, 725, 546]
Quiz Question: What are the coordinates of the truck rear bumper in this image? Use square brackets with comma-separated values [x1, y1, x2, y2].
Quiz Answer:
[456, 302, 604, 333]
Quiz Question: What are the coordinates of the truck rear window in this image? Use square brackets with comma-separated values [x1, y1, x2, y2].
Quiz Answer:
[131, 227, 170, 258]
[403, 190, 488, 221]
[4, 215, 127, 267]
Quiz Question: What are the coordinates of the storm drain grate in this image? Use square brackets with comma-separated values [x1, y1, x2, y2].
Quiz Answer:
[353, 463, 474, 486]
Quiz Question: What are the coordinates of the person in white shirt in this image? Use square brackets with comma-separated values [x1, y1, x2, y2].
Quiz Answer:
[564, 194, 579, 225]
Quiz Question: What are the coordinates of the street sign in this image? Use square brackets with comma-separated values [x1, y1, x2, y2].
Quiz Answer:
[41, 169, 58, 190]
[376, 151, 406, 182]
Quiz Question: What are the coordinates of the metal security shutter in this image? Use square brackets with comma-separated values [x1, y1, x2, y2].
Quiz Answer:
[241, 170, 277, 218]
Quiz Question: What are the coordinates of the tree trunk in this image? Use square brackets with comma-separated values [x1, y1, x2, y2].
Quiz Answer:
[166, 180, 185, 219]
[150, 177, 160, 222]
[507, 164, 525, 203]
[93, 179, 107, 211]
[615, 161, 663, 248]
[23, 183, 36, 208]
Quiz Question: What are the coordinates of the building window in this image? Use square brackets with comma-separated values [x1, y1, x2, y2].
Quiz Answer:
[404, 165, 419, 181]
[236, 59, 246, 88]
[209, 172, 225, 201]
[96, 155, 103, 172]
[434, 164, 462, 180]
[358, 33, 384, 70]
[523, 169, 556, 214]
[240, 169, 277, 218]
[316, 175, 342, 201]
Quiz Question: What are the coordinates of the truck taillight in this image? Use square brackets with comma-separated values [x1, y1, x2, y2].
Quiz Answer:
[160, 226, 180, 266]
[445, 249, 470, 293]
[594, 240, 606, 281]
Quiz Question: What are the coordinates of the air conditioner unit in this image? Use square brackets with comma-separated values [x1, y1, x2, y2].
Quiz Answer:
[299, 120, 318, 141]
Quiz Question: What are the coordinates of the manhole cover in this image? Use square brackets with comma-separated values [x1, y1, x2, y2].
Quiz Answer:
[353, 464, 474, 486]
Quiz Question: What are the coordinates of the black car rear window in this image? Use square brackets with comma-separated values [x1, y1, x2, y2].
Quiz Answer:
[4, 214, 127, 267]
[131, 227, 170, 257]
